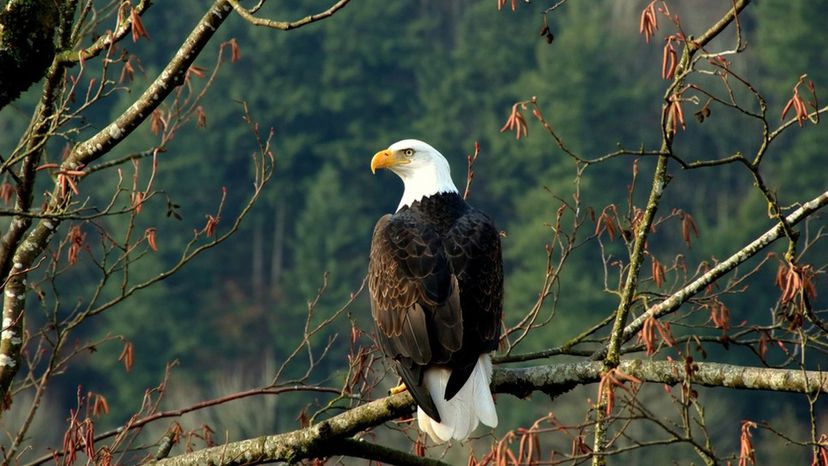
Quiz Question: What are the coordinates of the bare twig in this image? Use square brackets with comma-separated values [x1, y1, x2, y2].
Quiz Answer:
[227, 0, 351, 30]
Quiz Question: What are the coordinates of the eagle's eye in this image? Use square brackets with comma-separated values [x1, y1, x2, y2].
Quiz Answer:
[403, 149, 415, 158]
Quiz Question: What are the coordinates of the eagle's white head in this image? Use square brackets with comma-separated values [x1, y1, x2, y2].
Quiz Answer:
[371, 139, 459, 211]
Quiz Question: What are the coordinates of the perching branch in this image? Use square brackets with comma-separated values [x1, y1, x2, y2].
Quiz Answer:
[323, 439, 452, 466]
[494, 361, 828, 398]
[148, 361, 828, 466]
[148, 391, 416, 466]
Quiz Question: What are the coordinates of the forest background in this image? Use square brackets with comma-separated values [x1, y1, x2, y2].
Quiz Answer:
[1, 0, 826, 464]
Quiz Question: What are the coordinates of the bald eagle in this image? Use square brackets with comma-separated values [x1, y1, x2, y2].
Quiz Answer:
[369, 139, 503, 442]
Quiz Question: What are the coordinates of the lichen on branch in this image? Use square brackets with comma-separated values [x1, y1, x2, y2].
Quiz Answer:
[150, 361, 828, 466]
[0, 0, 60, 110]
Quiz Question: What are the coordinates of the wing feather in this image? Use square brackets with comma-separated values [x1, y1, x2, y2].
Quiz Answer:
[369, 214, 464, 421]
[369, 205, 502, 414]
[443, 209, 503, 399]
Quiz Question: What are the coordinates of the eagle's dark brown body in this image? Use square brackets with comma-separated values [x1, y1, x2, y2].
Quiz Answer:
[368, 192, 503, 422]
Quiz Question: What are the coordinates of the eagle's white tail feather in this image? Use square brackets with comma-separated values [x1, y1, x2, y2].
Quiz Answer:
[474, 354, 498, 427]
[417, 354, 498, 443]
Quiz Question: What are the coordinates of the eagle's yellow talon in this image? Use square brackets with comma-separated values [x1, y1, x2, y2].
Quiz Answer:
[389, 383, 408, 395]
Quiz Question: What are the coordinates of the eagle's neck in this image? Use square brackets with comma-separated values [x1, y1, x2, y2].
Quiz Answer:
[403, 192, 468, 231]
[397, 164, 458, 212]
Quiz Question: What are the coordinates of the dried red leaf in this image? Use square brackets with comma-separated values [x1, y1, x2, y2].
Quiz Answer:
[630, 207, 649, 237]
[415, 437, 425, 457]
[92, 393, 109, 417]
[119, 54, 144, 84]
[196, 105, 207, 128]
[813, 434, 828, 466]
[204, 214, 219, 237]
[792, 95, 807, 127]
[639, 316, 656, 355]
[150, 109, 167, 135]
[98, 447, 113, 466]
[758, 330, 769, 362]
[651, 255, 665, 288]
[738, 420, 757, 466]
[681, 212, 699, 248]
[297, 407, 310, 428]
[780, 98, 795, 121]
[62, 406, 97, 466]
[118, 340, 134, 372]
[782, 75, 818, 126]
[777, 261, 818, 305]
[594, 205, 618, 241]
[67, 225, 85, 265]
[202, 424, 215, 447]
[571, 433, 591, 456]
[500, 103, 528, 140]
[131, 191, 145, 215]
[638, 315, 675, 355]
[130, 8, 150, 43]
[639, 1, 658, 44]
[598, 368, 642, 415]
[662, 36, 678, 80]
[666, 97, 686, 136]
[57, 172, 81, 198]
[350, 322, 360, 345]
[496, 0, 517, 12]
[228, 38, 241, 63]
[120, 60, 134, 84]
[188, 65, 207, 79]
[775, 260, 818, 330]
[35, 163, 60, 172]
[62, 417, 77, 465]
[655, 320, 676, 348]
[0, 182, 14, 205]
[145, 228, 158, 252]
[708, 301, 730, 333]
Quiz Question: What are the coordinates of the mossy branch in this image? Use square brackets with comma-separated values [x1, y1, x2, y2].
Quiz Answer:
[617, 188, 828, 350]
[593, 3, 752, 463]
[149, 361, 828, 466]
[148, 391, 416, 466]
[0, 0, 60, 110]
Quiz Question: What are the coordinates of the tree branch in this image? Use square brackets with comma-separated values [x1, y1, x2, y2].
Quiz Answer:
[688, 0, 751, 52]
[68, 0, 233, 168]
[0, 0, 60, 110]
[227, 0, 351, 30]
[56, 0, 152, 64]
[611, 188, 828, 355]
[0, 0, 236, 402]
[149, 361, 828, 466]
[148, 391, 416, 466]
[494, 361, 828, 398]
[324, 438, 451, 466]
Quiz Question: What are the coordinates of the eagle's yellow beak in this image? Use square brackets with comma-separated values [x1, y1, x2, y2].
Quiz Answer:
[372, 148, 414, 174]
[370, 149, 394, 174]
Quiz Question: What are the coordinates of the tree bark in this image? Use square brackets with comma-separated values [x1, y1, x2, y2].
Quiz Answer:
[150, 360, 828, 466]
[0, 0, 60, 110]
